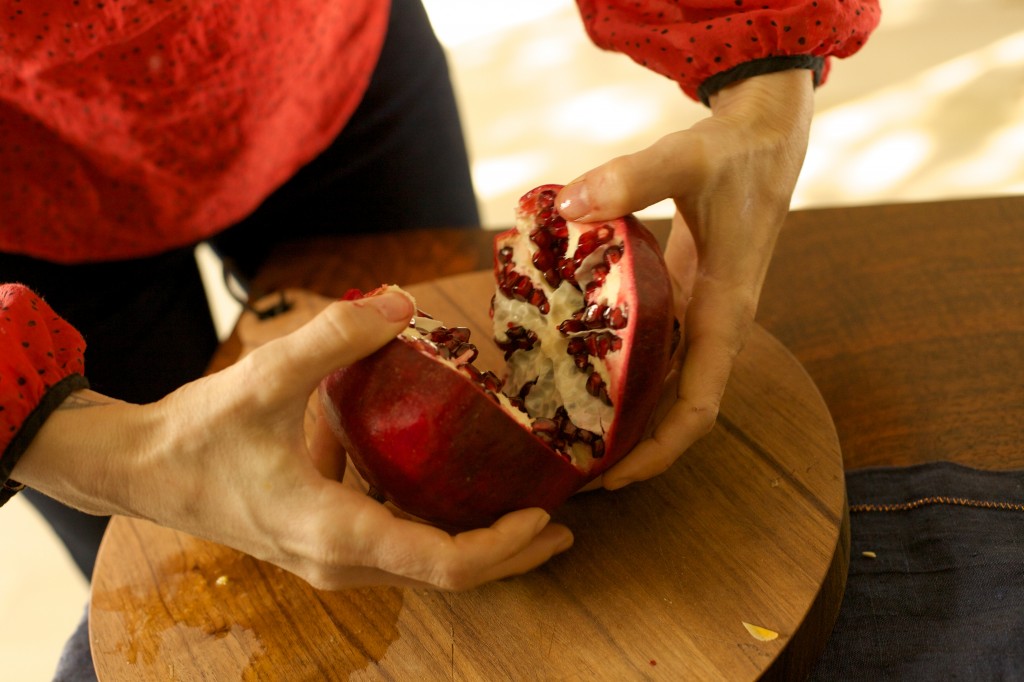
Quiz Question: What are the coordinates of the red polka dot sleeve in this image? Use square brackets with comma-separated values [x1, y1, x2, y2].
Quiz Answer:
[0, 284, 88, 506]
[575, 0, 881, 104]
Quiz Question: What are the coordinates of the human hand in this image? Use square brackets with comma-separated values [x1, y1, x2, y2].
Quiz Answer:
[16, 290, 573, 590]
[556, 69, 815, 489]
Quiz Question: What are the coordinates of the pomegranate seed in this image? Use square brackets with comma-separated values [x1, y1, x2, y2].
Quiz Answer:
[586, 371, 604, 397]
[591, 263, 609, 284]
[530, 228, 552, 249]
[559, 319, 587, 335]
[528, 289, 548, 312]
[498, 246, 514, 264]
[542, 268, 561, 288]
[481, 371, 503, 393]
[532, 247, 555, 272]
[558, 258, 577, 283]
[582, 304, 604, 327]
[453, 343, 478, 364]
[595, 226, 615, 245]
[592, 438, 607, 458]
[606, 307, 628, 329]
[551, 223, 569, 239]
[566, 337, 587, 354]
[499, 326, 538, 358]
[449, 327, 471, 343]
[513, 276, 533, 300]
[518, 380, 536, 400]
[575, 233, 597, 263]
[428, 328, 450, 344]
[574, 354, 593, 372]
[604, 245, 623, 264]
[537, 188, 558, 208]
[498, 272, 516, 298]
[537, 207, 555, 226]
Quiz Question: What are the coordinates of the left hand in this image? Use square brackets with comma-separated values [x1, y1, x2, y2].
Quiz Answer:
[556, 69, 815, 489]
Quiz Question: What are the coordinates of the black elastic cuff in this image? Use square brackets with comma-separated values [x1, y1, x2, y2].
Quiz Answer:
[698, 55, 825, 106]
[0, 373, 90, 507]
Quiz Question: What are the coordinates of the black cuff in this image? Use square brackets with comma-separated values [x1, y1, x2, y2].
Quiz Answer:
[697, 55, 825, 107]
[0, 373, 90, 507]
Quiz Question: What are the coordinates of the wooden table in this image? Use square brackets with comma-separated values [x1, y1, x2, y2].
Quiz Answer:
[90, 196, 1024, 680]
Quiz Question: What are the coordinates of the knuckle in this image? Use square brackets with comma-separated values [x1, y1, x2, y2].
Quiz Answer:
[299, 566, 336, 592]
[431, 559, 478, 592]
[318, 301, 359, 345]
[691, 401, 721, 436]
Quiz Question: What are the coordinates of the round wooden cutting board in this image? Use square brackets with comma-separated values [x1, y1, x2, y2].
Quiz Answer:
[90, 271, 848, 681]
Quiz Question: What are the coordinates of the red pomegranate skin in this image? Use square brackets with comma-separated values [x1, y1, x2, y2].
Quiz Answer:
[319, 340, 586, 529]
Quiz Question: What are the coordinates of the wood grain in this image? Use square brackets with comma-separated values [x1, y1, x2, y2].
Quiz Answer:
[756, 197, 1024, 470]
[91, 271, 847, 682]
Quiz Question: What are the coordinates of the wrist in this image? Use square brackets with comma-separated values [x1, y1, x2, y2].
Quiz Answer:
[12, 389, 165, 518]
[708, 68, 815, 133]
[699, 56, 823, 107]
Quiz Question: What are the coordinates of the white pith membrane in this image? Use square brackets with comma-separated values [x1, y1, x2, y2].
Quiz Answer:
[397, 308, 534, 431]
[387, 193, 631, 474]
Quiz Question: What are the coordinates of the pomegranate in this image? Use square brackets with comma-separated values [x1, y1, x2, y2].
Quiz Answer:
[319, 185, 674, 528]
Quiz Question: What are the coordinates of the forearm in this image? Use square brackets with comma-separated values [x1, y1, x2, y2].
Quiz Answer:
[12, 389, 168, 519]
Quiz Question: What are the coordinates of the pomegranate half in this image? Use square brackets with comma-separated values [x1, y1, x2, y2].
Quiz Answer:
[319, 184, 674, 529]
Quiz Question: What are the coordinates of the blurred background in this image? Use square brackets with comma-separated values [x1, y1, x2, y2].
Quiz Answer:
[4, 1, 1024, 679]
[434, 0, 1024, 227]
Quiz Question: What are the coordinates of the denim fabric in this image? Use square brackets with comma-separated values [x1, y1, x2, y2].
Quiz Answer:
[53, 607, 96, 682]
[811, 462, 1024, 681]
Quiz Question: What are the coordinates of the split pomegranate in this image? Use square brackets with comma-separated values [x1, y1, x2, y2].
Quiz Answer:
[319, 184, 674, 529]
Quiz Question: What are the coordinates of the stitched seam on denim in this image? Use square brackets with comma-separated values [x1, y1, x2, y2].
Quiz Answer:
[850, 496, 1024, 513]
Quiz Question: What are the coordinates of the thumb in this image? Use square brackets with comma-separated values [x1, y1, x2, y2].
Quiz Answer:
[556, 130, 702, 222]
[252, 290, 414, 392]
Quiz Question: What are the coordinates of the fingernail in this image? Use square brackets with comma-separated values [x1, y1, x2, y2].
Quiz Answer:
[533, 510, 552, 534]
[554, 531, 574, 554]
[557, 180, 591, 221]
[359, 292, 414, 323]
